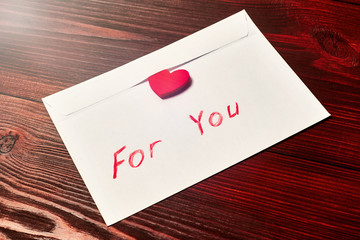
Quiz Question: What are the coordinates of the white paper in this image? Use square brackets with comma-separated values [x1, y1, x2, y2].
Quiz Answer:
[43, 10, 330, 225]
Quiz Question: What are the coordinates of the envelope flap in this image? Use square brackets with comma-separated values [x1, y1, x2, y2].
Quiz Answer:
[42, 10, 249, 116]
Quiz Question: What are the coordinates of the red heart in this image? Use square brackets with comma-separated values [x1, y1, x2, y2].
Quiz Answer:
[148, 69, 191, 99]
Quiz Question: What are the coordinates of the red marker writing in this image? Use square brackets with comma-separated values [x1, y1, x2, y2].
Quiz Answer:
[113, 140, 162, 179]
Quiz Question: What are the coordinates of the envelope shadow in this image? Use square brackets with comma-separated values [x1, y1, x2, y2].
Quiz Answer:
[161, 77, 193, 99]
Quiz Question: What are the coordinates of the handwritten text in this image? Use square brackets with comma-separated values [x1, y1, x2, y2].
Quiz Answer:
[189, 102, 239, 135]
[113, 140, 162, 179]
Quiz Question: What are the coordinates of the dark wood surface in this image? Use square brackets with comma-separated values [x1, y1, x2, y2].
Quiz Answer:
[1, 0, 359, 239]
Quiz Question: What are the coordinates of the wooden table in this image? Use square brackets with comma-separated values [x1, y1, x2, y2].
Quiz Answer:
[1, 0, 359, 239]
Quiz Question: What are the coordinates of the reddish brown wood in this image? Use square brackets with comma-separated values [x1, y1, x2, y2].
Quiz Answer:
[0, 0, 359, 239]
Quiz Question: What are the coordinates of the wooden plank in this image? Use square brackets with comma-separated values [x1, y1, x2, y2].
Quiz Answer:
[0, 0, 359, 238]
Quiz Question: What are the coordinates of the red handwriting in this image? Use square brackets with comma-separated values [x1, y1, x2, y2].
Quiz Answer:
[150, 140, 162, 158]
[189, 110, 204, 135]
[113, 140, 162, 179]
[209, 112, 223, 127]
[190, 102, 239, 135]
[129, 149, 144, 168]
[227, 102, 239, 118]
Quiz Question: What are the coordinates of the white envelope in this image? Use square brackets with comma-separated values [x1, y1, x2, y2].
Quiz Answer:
[43, 10, 330, 226]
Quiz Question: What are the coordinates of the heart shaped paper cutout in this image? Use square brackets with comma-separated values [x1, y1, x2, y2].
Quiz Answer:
[148, 69, 191, 99]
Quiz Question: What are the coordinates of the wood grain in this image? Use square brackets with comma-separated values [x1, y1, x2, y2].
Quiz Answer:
[0, 0, 359, 239]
